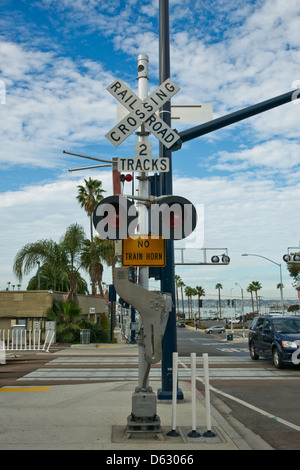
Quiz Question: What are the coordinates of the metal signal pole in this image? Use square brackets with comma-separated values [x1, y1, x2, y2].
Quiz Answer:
[158, 0, 183, 400]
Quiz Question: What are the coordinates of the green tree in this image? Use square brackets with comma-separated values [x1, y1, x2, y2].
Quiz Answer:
[46, 299, 82, 343]
[215, 283, 223, 318]
[77, 178, 116, 296]
[286, 260, 300, 292]
[60, 223, 87, 301]
[185, 286, 196, 321]
[250, 281, 262, 313]
[247, 284, 255, 313]
[77, 177, 105, 243]
[13, 224, 88, 300]
[195, 285, 205, 323]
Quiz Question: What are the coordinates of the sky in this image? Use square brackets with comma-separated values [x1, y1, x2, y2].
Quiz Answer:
[1, 0, 300, 304]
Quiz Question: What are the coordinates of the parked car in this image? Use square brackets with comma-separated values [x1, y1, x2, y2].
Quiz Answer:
[205, 325, 225, 334]
[177, 321, 185, 327]
[248, 315, 300, 369]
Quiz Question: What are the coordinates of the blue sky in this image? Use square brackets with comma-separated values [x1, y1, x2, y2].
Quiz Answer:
[1, 0, 300, 303]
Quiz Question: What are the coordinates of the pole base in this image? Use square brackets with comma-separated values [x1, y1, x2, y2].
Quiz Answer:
[157, 387, 184, 400]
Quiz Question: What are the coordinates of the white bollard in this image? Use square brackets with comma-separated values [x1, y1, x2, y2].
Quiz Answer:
[167, 352, 180, 436]
[202, 353, 216, 437]
[43, 330, 50, 351]
[187, 353, 201, 438]
[33, 329, 36, 350]
[46, 331, 55, 352]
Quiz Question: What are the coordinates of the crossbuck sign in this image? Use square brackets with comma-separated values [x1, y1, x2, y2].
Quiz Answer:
[105, 78, 180, 149]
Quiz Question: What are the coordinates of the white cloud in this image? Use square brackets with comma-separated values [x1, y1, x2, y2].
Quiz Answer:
[212, 140, 300, 172]
[0, 42, 116, 168]
[172, 172, 300, 299]
[0, 169, 114, 289]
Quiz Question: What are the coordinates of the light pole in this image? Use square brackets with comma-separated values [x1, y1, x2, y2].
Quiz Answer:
[235, 282, 245, 337]
[241, 253, 284, 314]
[37, 261, 40, 290]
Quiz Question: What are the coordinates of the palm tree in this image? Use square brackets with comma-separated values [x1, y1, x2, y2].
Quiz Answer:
[185, 286, 195, 321]
[195, 285, 205, 323]
[215, 283, 223, 318]
[13, 224, 88, 300]
[46, 299, 82, 343]
[247, 284, 255, 313]
[177, 278, 185, 317]
[250, 281, 262, 314]
[13, 239, 69, 291]
[77, 177, 105, 244]
[60, 223, 87, 301]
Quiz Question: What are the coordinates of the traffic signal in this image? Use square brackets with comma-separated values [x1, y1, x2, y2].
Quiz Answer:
[93, 195, 138, 240]
[283, 253, 300, 263]
[151, 195, 197, 240]
[120, 174, 133, 183]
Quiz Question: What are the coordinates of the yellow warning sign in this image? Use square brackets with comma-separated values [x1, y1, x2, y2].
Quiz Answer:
[122, 236, 166, 267]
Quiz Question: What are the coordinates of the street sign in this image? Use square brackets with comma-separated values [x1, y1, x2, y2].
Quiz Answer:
[171, 103, 213, 122]
[122, 235, 166, 267]
[105, 78, 180, 148]
[135, 142, 152, 158]
[117, 157, 169, 172]
[117, 103, 213, 123]
[117, 142, 169, 172]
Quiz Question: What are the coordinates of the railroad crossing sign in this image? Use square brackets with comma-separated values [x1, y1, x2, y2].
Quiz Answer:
[122, 235, 166, 267]
[105, 78, 180, 148]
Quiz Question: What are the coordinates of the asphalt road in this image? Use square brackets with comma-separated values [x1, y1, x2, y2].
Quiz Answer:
[2, 328, 300, 449]
[177, 327, 300, 450]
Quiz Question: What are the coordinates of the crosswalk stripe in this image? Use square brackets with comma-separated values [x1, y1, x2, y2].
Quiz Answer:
[16, 355, 300, 382]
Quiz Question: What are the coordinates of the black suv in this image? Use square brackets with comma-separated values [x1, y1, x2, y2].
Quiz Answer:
[248, 315, 300, 369]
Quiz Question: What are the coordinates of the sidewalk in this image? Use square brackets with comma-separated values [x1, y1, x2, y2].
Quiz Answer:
[0, 338, 272, 450]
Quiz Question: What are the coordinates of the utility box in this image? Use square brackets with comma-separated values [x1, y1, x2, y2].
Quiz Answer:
[33, 321, 40, 331]
[80, 329, 91, 344]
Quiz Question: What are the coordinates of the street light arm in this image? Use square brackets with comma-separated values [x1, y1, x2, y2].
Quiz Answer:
[241, 253, 280, 267]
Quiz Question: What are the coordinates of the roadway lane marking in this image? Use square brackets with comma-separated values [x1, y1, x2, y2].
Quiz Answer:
[178, 359, 300, 433]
